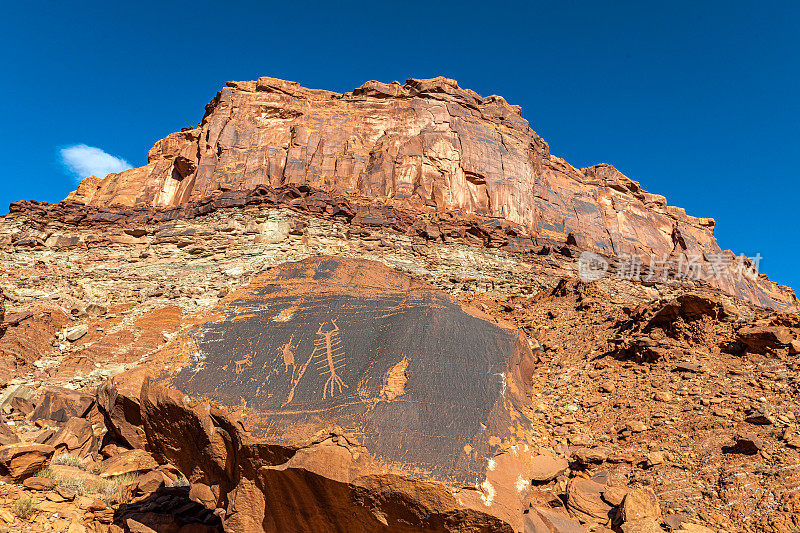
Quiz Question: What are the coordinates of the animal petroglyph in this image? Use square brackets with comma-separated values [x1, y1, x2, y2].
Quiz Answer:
[233, 352, 253, 374]
[313, 319, 348, 399]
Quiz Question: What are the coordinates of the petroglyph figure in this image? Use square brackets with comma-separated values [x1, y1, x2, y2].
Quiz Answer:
[279, 335, 297, 369]
[233, 352, 253, 374]
[282, 319, 349, 406]
[312, 319, 348, 399]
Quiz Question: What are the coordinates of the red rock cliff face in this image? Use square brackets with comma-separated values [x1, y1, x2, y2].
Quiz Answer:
[64, 76, 795, 309]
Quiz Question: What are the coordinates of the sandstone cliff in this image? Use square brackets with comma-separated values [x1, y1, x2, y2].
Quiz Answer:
[61, 76, 794, 310]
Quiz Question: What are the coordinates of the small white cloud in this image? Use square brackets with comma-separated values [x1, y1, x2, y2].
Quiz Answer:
[60, 144, 132, 181]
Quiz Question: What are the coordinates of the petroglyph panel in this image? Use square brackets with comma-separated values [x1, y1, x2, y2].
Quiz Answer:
[173, 256, 534, 485]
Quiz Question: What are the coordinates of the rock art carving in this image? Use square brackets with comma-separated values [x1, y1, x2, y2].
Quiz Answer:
[312, 319, 348, 399]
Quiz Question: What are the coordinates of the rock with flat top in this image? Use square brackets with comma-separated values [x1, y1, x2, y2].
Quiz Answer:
[56, 76, 796, 310]
[65, 324, 89, 341]
[99, 448, 159, 478]
[0, 442, 55, 481]
[531, 455, 570, 482]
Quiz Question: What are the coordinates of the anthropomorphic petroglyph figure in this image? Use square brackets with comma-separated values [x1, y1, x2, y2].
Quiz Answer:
[279, 335, 297, 370]
[312, 318, 348, 399]
[282, 319, 348, 406]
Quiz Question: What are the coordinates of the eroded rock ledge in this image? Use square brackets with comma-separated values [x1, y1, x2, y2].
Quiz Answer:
[7, 180, 798, 311]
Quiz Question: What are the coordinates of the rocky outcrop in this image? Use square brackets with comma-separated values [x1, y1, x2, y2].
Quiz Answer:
[65, 76, 720, 259]
[126, 256, 537, 531]
[52, 75, 795, 310]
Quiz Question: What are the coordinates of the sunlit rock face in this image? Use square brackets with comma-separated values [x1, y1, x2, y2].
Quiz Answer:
[66, 75, 710, 255]
[62, 75, 797, 309]
[141, 256, 537, 531]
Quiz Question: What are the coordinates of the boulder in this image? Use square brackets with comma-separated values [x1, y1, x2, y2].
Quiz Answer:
[649, 294, 735, 326]
[136, 256, 537, 531]
[722, 432, 764, 455]
[99, 449, 159, 478]
[65, 324, 89, 341]
[790, 339, 800, 355]
[10, 396, 35, 416]
[531, 455, 570, 482]
[135, 470, 166, 495]
[97, 378, 146, 450]
[621, 519, 665, 533]
[30, 387, 95, 424]
[621, 487, 662, 523]
[738, 326, 793, 353]
[574, 447, 609, 465]
[50, 417, 97, 458]
[525, 506, 587, 532]
[0, 384, 34, 412]
[0, 442, 55, 481]
[0, 423, 19, 446]
[566, 478, 613, 522]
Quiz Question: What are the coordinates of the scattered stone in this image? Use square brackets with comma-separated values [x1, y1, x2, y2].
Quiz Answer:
[645, 451, 665, 467]
[744, 408, 773, 426]
[675, 523, 715, 533]
[65, 324, 89, 341]
[653, 391, 672, 402]
[723, 432, 763, 455]
[673, 362, 703, 374]
[789, 339, 800, 355]
[626, 421, 648, 433]
[574, 447, 609, 465]
[621, 519, 665, 533]
[783, 429, 800, 449]
[0, 423, 19, 446]
[600, 382, 616, 393]
[85, 303, 108, 317]
[0, 508, 14, 524]
[56, 486, 76, 501]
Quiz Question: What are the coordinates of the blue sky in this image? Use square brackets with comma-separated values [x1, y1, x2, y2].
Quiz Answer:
[2, 1, 798, 290]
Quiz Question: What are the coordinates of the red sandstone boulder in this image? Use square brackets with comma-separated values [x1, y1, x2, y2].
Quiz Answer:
[97, 376, 147, 449]
[50, 416, 98, 458]
[0, 423, 19, 446]
[124, 256, 536, 531]
[30, 386, 95, 424]
[738, 325, 794, 353]
[100, 449, 159, 478]
[23, 475, 57, 491]
[530, 455, 569, 482]
[0, 442, 54, 481]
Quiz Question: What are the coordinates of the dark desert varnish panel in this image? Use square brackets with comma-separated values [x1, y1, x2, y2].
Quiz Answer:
[174, 257, 534, 486]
